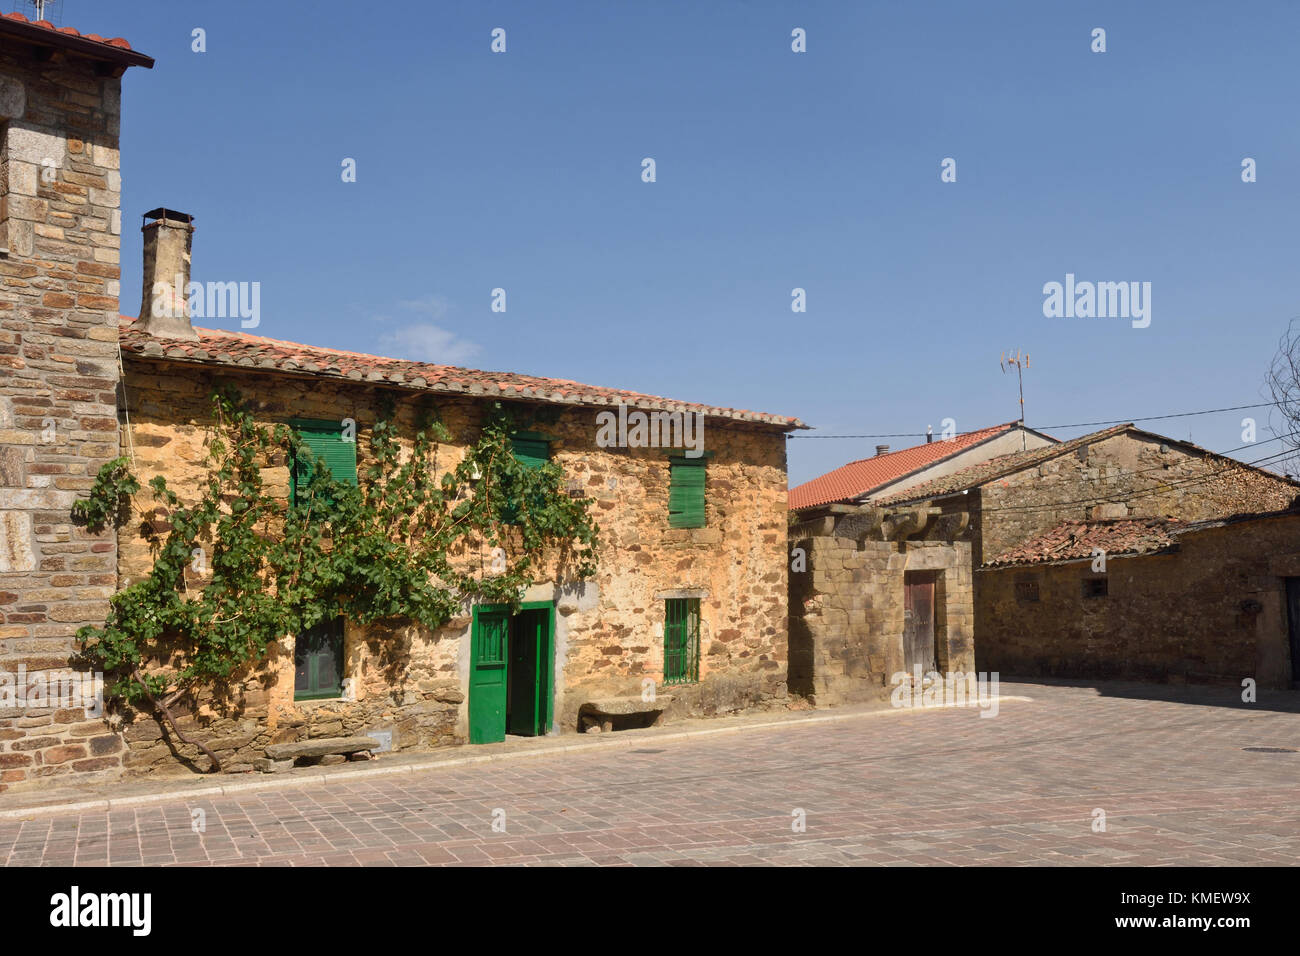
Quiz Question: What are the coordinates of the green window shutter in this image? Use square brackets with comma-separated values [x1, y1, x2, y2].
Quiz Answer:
[511, 436, 550, 469]
[669, 458, 706, 528]
[664, 598, 700, 684]
[289, 419, 358, 507]
[503, 436, 551, 523]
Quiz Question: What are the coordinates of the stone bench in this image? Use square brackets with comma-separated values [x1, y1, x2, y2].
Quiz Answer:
[255, 735, 383, 773]
[579, 695, 674, 734]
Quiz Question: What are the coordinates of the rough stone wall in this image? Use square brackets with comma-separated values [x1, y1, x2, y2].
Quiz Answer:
[113, 360, 789, 776]
[978, 432, 1298, 564]
[0, 48, 126, 791]
[790, 515, 972, 706]
[975, 513, 1300, 688]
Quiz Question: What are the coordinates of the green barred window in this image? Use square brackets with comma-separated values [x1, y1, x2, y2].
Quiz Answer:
[668, 457, 706, 528]
[294, 616, 345, 701]
[288, 419, 357, 509]
[663, 598, 700, 685]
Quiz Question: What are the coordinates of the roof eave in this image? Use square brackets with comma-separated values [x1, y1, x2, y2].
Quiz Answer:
[0, 18, 154, 70]
[118, 341, 806, 431]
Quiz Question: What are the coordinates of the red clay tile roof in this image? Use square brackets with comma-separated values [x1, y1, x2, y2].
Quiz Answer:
[788, 423, 1026, 510]
[987, 507, 1300, 568]
[984, 517, 1183, 567]
[118, 320, 806, 430]
[0, 12, 150, 65]
[876, 424, 1133, 506]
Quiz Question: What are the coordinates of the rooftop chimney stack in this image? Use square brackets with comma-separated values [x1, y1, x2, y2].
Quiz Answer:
[875, 444, 890, 457]
[136, 208, 198, 340]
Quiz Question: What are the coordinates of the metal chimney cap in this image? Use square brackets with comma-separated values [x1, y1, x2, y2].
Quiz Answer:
[141, 208, 194, 224]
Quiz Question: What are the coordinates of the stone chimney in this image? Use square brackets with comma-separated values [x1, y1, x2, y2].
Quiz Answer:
[875, 444, 890, 457]
[136, 207, 198, 340]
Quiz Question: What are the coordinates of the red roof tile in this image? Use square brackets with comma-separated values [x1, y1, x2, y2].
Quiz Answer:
[984, 517, 1183, 567]
[118, 320, 806, 430]
[0, 12, 147, 60]
[788, 423, 1025, 510]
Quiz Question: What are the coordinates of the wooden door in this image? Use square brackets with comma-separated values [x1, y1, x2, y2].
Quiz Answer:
[469, 609, 509, 744]
[904, 572, 937, 674]
[1287, 579, 1300, 683]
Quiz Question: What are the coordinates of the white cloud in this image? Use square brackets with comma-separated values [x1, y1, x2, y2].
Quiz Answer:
[369, 295, 478, 364]
[378, 323, 480, 365]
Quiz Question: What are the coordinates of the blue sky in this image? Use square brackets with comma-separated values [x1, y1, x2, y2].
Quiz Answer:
[37, 0, 1300, 484]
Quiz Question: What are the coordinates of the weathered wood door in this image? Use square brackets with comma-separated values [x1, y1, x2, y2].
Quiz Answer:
[1287, 579, 1300, 683]
[903, 572, 937, 674]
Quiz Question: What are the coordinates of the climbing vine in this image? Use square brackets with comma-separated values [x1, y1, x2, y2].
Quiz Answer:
[74, 386, 600, 769]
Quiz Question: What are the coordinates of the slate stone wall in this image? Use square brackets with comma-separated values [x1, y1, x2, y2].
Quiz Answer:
[0, 43, 127, 791]
[976, 513, 1300, 688]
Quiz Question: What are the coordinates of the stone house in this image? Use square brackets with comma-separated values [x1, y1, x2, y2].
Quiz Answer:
[788, 421, 1054, 512]
[785, 424, 1049, 704]
[978, 510, 1300, 688]
[0, 16, 803, 789]
[789, 423, 1300, 703]
[873, 424, 1300, 568]
[873, 423, 1300, 677]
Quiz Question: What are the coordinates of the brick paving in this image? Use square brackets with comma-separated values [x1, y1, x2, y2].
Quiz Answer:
[2, 681, 1299, 866]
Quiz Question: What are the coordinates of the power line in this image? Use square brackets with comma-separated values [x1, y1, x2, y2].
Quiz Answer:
[789, 402, 1276, 439]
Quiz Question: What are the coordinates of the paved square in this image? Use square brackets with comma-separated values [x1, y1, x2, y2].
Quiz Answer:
[2, 682, 1298, 866]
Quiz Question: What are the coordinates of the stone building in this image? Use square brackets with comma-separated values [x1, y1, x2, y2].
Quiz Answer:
[785, 426, 1034, 704]
[874, 423, 1300, 677]
[113, 276, 800, 775]
[788, 421, 1054, 512]
[0, 16, 152, 790]
[0, 15, 803, 789]
[874, 424, 1300, 568]
[978, 510, 1300, 688]
[789, 423, 1300, 702]
[789, 505, 973, 706]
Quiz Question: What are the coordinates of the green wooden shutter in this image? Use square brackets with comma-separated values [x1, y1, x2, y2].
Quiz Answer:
[504, 436, 550, 523]
[290, 419, 358, 506]
[669, 458, 706, 528]
[511, 437, 550, 469]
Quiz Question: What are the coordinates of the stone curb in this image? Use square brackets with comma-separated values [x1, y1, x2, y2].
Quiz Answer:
[0, 695, 1032, 821]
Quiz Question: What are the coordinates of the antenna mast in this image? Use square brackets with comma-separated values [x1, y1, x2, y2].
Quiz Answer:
[30, 0, 56, 21]
[1000, 350, 1031, 450]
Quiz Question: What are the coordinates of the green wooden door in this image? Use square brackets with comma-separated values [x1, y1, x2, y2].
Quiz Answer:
[469, 609, 509, 744]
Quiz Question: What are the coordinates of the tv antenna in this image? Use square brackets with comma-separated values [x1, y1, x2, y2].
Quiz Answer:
[1000, 350, 1030, 449]
[28, 0, 57, 21]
